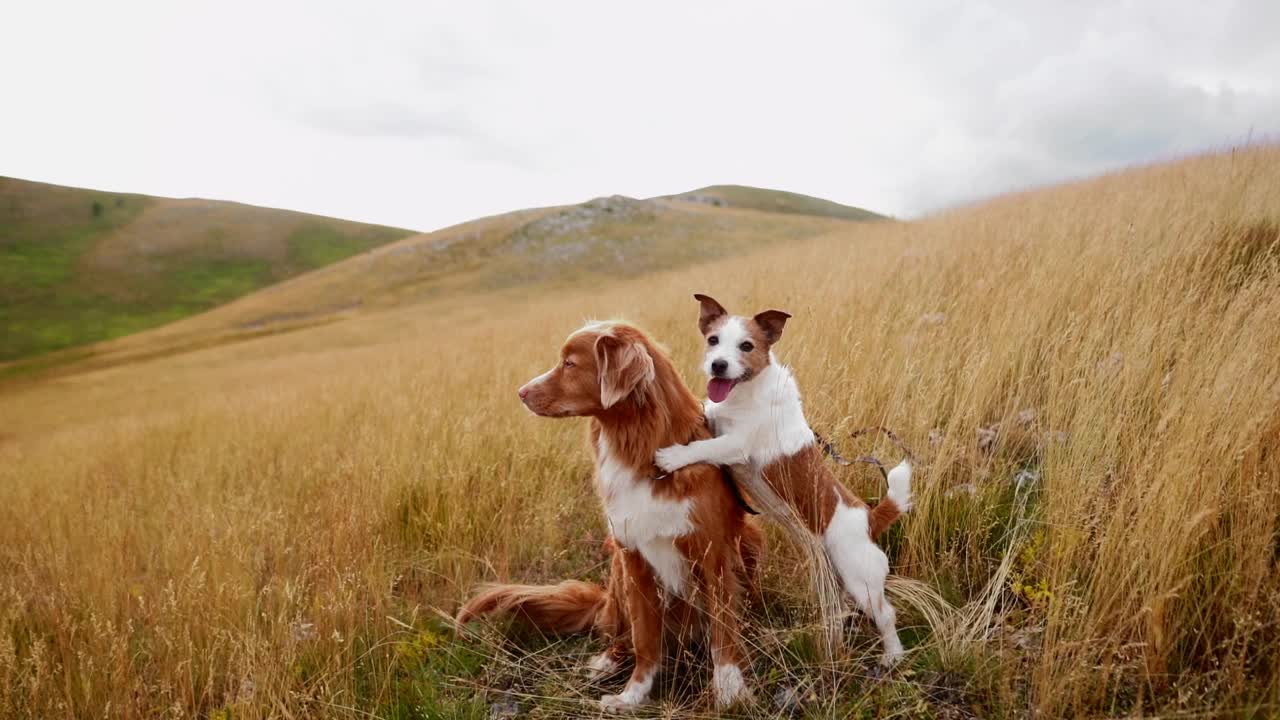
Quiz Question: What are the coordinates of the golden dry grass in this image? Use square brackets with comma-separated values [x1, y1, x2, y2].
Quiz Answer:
[2, 146, 1279, 718]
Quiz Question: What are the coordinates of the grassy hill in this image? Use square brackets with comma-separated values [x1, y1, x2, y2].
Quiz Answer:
[0, 176, 414, 362]
[665, 184, 886, 221]
[5, 193, 861, 379]
[1, 147, 1279, 718]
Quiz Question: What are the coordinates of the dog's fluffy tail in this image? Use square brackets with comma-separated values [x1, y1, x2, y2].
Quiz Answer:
[868, 459, 912, 541]
[456, 580, 608, 634]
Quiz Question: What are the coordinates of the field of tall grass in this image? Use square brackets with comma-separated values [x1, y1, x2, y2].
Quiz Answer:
[2, 146, 1278, 718]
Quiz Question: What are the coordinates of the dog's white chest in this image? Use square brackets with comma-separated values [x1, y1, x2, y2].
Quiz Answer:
[704, 364, 815, 467]
[596, 437, 692, 596]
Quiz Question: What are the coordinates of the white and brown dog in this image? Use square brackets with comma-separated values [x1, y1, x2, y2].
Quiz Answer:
[656, 295, 912, 666]
[459, 321, 764, 711]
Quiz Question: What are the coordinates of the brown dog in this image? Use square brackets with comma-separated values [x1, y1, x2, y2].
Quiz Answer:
[458, 321, 763, 710]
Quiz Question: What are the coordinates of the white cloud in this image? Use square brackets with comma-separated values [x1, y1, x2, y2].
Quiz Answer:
[1, 0, 1277, 231]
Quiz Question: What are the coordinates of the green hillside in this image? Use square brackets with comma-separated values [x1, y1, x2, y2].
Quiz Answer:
[0, 177, 415, 361]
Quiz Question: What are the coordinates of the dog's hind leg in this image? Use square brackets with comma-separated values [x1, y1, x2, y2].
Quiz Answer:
[585, 541, 631, 680]
[823, 502, 904, 666]
[859, 585, 904, 666]
[701, 549, 752, 708]
[855, 573, 906, 666]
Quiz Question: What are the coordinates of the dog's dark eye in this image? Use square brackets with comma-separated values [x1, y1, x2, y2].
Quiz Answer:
[707, 336, 719, 346]
[739, 341, 754, 353]
[563, 359, 575, 368]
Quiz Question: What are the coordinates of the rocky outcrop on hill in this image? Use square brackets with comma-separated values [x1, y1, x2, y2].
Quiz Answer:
[515, 195, 657, 240]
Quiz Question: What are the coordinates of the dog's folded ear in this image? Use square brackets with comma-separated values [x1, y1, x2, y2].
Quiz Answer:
[594, 334, 656, 409]
[694, 294, 728, 335]
[753, 310, 791, 344]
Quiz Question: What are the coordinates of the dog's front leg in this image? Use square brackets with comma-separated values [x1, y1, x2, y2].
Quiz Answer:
[656, 436, 747, 473]
[600, 550, 662, 712]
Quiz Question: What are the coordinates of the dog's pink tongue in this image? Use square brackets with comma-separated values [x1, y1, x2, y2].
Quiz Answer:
[707, 378, 735, 403]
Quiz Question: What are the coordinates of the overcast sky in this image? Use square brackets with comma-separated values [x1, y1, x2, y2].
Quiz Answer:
[3, 1, 1278, 231]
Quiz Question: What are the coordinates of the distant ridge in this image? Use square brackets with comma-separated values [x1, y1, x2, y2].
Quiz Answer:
[1, 177, 882, 368]
[663, 184, 885, 221]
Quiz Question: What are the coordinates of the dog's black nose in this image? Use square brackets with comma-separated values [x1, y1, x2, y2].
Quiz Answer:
[711, 359, 728, 376]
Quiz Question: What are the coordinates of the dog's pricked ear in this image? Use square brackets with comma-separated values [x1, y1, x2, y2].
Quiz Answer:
[753, 310, 791, 344]
[694, 294, 728, 335]
[594, 334, 656, 409]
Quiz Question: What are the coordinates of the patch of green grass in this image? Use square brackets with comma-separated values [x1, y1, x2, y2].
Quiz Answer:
[0, 190, 146, 295]
[1, 188, 153, 360]
[372, 620, 489, 720]
[0, 256, 275, 362]
[166, 257, 274, 307]
[288, 222, 409, 270]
